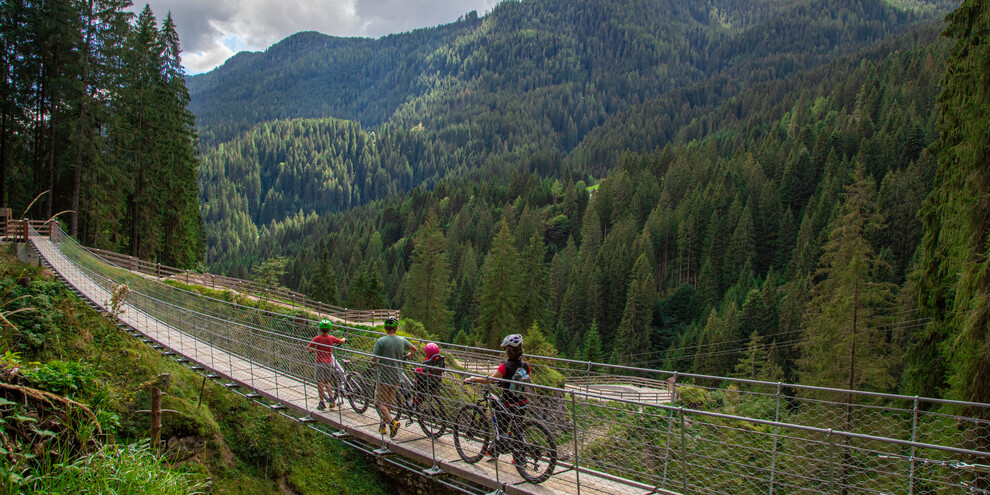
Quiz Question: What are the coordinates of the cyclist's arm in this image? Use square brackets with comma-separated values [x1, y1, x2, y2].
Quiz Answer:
[464, 369, 504, 385]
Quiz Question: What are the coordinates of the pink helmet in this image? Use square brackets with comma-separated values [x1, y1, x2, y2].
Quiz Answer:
[424, 342, 440, 359]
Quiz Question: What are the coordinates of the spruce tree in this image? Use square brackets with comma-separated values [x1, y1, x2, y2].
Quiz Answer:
[404, 210, 452, 335]
[798, 165, 895, 394]
[311, 252, 339, 305]
[611, 253, 655, 366]
[474, 220, 523, 346]
[913, 0, 990, 416]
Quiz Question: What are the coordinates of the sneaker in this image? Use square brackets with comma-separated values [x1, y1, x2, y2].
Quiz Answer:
[317, 401, 326, 411]
[327, 400, 335, 409]
[379, 422, 388, 435]
[389, 420, 401, 438]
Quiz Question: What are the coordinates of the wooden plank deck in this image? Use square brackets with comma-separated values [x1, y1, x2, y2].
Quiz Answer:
[31, 235, 663, 495]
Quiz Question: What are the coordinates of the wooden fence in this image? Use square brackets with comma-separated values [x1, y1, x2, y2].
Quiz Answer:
[2, 216, 52, 242]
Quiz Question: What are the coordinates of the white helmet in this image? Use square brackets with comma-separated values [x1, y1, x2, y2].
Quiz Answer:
[500, 334, 523, 348]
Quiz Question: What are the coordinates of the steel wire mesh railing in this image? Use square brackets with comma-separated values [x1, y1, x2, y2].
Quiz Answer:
[29, 223, 990, 494]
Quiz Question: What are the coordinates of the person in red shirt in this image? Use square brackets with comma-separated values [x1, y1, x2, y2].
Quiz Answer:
[308, 319, 346, 411]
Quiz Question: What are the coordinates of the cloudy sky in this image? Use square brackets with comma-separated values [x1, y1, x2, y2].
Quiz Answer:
[133, 0, 501, 75]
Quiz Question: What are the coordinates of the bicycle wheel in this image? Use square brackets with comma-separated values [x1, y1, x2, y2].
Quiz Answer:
[512, 420, 557, 484]
[453, 405, 490, 464]
[416, 394, 447, 439]
[345, 373, 369, 414]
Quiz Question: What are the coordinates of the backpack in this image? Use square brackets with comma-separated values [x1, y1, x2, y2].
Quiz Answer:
[421, 355, 445, 392]
[507, 361, 532, 399]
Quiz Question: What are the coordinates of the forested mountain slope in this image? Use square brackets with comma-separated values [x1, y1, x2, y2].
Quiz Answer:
[186, 0, 990, 406]
[208, 24, 947, 392]
[194, 0, 953, 275]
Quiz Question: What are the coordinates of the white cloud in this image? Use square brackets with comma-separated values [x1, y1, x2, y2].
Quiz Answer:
[131, 0, 500, 74]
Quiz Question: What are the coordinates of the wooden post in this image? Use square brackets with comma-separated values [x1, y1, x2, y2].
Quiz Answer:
[150, 373, 170, 450]
[151, 386, 162, 449]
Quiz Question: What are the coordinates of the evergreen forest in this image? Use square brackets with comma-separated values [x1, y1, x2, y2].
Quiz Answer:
[186, 0, 990, 410]
[0, 0, 203, 267]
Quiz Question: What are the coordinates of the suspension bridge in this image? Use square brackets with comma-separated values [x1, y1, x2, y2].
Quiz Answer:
[12, 219, 990, 494]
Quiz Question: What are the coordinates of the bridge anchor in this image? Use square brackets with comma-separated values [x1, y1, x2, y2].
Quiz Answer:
[422, 465, 444, 477]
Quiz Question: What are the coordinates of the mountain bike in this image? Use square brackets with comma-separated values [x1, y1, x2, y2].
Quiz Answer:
[391, 357, 448, 439]
[323, 343, 371, 414]
[452, 383, 557, 484]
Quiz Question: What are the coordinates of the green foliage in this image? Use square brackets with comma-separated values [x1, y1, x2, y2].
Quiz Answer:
[797, 166, 898, 395]
[251, 257, 288, 291]
[21, 441, 208, 495]
[676, 385, 709, 409]
[403, 210, 452, 334]
[473, 221, 523, 346]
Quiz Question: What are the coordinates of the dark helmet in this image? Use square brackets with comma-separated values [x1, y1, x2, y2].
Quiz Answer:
[384, 316, 399, 328]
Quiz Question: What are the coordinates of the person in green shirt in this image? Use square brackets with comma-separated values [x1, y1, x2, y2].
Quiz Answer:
[372, 316, 416, 438]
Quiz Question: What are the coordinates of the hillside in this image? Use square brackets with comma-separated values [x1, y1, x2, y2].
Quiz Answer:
[182, 0, 990, 410]
[192, 0, 953, 275]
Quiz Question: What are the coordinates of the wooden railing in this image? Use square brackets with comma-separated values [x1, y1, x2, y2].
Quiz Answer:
[3, 218, 52, 242]
[82, 245, 398, 324]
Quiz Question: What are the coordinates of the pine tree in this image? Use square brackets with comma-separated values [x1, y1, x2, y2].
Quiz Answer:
[580, 321, 604, 364]
[913, 0, 990, 418]
[518, 233, 551, 333]
[733, 331, 782, 382]
[311, 251, 339, 305]
[611, 253, 655, 366]
[798, 165, 895, 394]
[474, 220, 523, 346]
[404, 210, 452, 335]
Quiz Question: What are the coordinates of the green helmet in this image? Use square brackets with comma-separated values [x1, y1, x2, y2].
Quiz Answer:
[318, 319, 332, 330]
[384, 316, 398, 328]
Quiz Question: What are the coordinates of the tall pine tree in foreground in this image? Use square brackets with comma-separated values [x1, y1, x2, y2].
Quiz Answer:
[913, 0, 990, 424]
[474, 221, 522, 346]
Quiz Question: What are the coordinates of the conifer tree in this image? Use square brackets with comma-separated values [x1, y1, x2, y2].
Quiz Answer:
[798, 165, 895, 394]
[913, 0, 990, 428]
[611, 253, 655, 366]
[733, 331, 782, 382]
[580, 321, 604, 364]
[404, 210, 452, 335]
[311, 252, 339, 305]
[474, 220, 523, 346]
[519, 233, 551, 333]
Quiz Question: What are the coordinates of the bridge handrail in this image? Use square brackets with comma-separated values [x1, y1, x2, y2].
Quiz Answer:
[37, 251, 990, 460]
